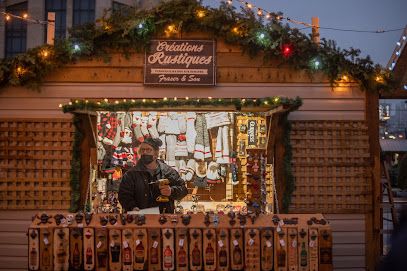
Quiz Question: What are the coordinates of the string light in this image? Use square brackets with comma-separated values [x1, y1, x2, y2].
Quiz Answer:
[227, 0, 232, 4]
[257, 10, 262, 16]
[283, 45, 291, 56]
[85, 100, 89, 103]
[6, 15, 10, 20]
[259, 33, 265, 39]
[164, 97, 168, 101]
[404, 85, 407, 90]
[233, 27, 238, 33]
[266, 14, 271, 19]
[104, 98, 108, 102]
[138, 23, 143, 28]
[208, 96, 212, 100]
[315, 61, 320, 67]
[59, 104, 63, 108]
[132, 99, 135, 102]
[185, 96, 189, 100]
[74, 45, 80, 51]
[115, 100, 119, 104]
[264, 101, 268, 105]
[142, 99, 146, 102]
[342, 75, 348, 80]
[1, 11, 54, 25]
[168, 25, 174, 31]
[23, 14, 28, 18]
[43, 51, 48, 57]
[174, 97, 177, 100]
[197, 11, 205, 18]
[246, 3, 252, 9]
[376, 76, 382, 82]
[68, 102, 72, 105]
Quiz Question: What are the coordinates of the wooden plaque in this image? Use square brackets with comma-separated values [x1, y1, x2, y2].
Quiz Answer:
[70, 228, 83, 271]
[298, 228, 309, 271]
[203, 229, 217, 271]
[134, 229, 148, 270]
[122, 229, 134, 271]
[319, 229, 333, 271]
[175, 229, 189, 271]
[148, 228, 162, 271]
[216, 229, 230, 271]
[189, 228, 203, 271]
[39, 228, 53, 271]
[288, 228, 298, 271]
[245, 228, 261, 271]
[28, 228, 40, 271]
[260, 228, 274, 271]
[83, 228, 95, 270]
[274, 227, 288, 271]
[53, 228, 70, 271]
[109, 228, 122, 271]
[230, 228, 244, 271]
[95, 228, 108, 271]
[308, 229, 318, 271]
[162, 228, 175, 271]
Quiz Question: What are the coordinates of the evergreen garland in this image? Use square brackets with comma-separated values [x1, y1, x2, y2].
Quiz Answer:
[0, 0, 400, 92]
[68, 115, 83, 213]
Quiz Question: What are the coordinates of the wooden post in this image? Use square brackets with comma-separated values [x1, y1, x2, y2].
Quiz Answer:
[365, 90, 381, 270]
[47, 12, 55, 45]
[312, 17, 320, 44]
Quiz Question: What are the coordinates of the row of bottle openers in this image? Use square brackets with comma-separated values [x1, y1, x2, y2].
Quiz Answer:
[28, 213, 332, 271]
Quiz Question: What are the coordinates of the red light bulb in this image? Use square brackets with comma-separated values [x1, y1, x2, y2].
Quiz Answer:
[283, 46, 291, 56]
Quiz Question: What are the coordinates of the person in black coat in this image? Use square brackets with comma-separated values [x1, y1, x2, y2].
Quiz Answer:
[118, 137, 188, 213]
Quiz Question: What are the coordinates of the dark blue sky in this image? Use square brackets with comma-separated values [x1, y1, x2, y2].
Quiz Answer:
[205, 0, 407, 66]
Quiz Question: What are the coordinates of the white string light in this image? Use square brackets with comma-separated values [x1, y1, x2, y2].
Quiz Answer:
[228, 0, 405, 34]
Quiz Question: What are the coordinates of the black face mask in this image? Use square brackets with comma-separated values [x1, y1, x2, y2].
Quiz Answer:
[140, 154, 155, 165]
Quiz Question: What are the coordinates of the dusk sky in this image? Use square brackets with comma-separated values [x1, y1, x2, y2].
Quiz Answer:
[205, 0, 407, 67]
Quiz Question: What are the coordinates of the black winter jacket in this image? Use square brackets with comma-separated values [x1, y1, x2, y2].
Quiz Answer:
[118, 159, 188, 213]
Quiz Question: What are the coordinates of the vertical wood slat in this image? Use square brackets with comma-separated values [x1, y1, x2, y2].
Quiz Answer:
[0, 119, 74, 210]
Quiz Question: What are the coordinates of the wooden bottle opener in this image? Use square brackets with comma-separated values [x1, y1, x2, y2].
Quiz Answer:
[95, 228, 108, 271]
[216, 229, 230, 271]
[203, 229, 217, 270]
[189, 229, 203, 271]
[122, 229, 134, 271]
[274, 227, 288, 271]
[83, 228, 95, 271]
[40, 228, 53, 271]
[308, 229, 319, 271]
[133, 229, 148, 270]
[260, 228, 274, 271]
[175, 229, 189, 271]
[148, 228, 162, 271]
[288, 228, 298, 271]
[230, 229, 244, 271]
[298, 228, 309, 271]
[28, 229, 39, 271]
[53, 228, 69, 271]
[319, 229, 332, 271]
[108, 228, 122, 271]
[245, 228, 261, 271]
[162, 228, 175, 271]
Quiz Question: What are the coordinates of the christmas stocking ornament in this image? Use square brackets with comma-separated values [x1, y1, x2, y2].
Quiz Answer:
[132, 112, 144, 143]
[148, 112, 160, 139]
[157, 113, 168, 133]
[165, 112, 181, 135]
[121, 112, 133, 144]
[177, 113, 186, 134]
[186, 112, 197, 153]
[140, 116, 150, 138]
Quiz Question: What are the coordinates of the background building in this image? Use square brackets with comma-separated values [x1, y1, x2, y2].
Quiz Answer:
[0, 0, 165, 58]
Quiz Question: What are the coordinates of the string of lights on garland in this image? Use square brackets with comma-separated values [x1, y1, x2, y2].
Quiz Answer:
[61, 96, 302, 113]
[0, 0, 400, 92]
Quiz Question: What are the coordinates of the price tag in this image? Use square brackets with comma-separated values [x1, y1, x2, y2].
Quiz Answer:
[153, 241, 158, 248]
[179, 239, 184, 247]
[279, 220, 284, 226]
[218, 240, 224, 247]
[292, 240, 297, 247]
[309, 241, 314, 248]
[280, 240, 285, 247]
[110, 241, 115, 247]
[233, 240, 239, 246]
[266, 240, 272, 247]
[276, 226, 281, 232]
[136, 239, 140, 246]
[248, 239, 254, 246]
[63, 224, 68, 228]
[123, 241, 129, 248]
[78, 223, 83, 228]
[114, 222, 118, 226]
[60, 218, 66, 224]
[43, 238, 49, 245]
[97, 241, 102, 248]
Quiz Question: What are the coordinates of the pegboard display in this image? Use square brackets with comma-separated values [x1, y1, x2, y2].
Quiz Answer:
[0, 119, 73, 209]
[289, 121, 372, 213]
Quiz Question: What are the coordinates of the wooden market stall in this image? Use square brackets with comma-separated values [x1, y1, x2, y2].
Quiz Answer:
[0, 1, 383, 270]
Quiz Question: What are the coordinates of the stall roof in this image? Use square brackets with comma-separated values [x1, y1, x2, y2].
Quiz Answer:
[380, 139, 407, 152]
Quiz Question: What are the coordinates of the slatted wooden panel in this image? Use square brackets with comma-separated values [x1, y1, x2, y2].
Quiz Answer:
[289, 121, 372, 213]
[0, 119, 74, 209]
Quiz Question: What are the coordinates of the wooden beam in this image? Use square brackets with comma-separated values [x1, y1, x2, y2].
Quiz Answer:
[365, 90, 380, 270]
[78, 114, 91, 211]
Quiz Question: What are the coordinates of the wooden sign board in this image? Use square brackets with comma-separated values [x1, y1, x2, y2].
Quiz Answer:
[95, 228, 108, 271]
[260, 228, 274, 271]
[122, 229, 134, 271]
[298, 228, 309, 271]
[144, 39, 216, 86]
[309, 229, 319, 271]
[83, 228, 95, 270]
[53, 228, 70, 271]
[109, 228, 122, 271]
[148, 228, 162, 271]
[245, 228, 261, 271]
[162, 228, 175, 271]
[189, 229, 203, 271]
[175, 229, 189, 271]
[134, 229, 148, 270]
[28, 228, 40, 271]
[40, 228, 53, 271]
[70, 228, 83, 271]
[216, 229, 230, 271]
[319, 229, 333, 271]
[203, 229, 217, 270]
[230, 228, 244, 271]
[274, 227, 288, 271]
[288, 228, 298, 271]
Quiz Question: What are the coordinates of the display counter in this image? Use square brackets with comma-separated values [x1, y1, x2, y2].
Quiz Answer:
[28, 213, 332, 271]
